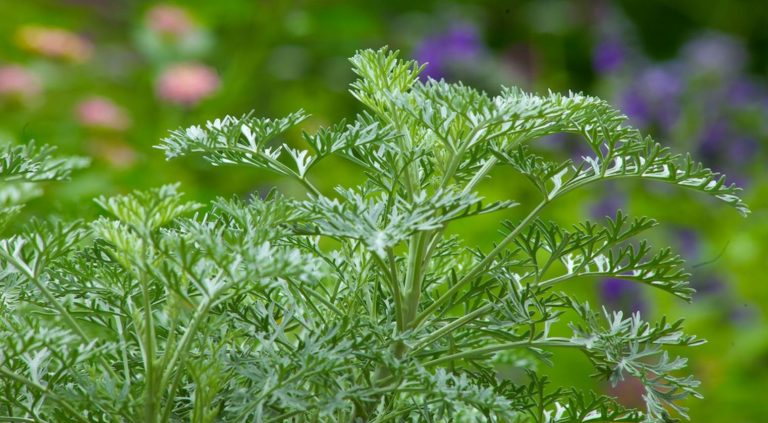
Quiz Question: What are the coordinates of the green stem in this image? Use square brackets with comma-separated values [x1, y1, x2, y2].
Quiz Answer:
[539, 271, 664, 291]
[157, 298, 212, 422]
[461, 156, 498, 195]
[421, 337, 574, 368]
[0, 253, 119, 381]
[297, 177, 321, 197]
[389, 112, 417, 198]
[439, 124, 487, 189]
[0, 367, 89, 423]
[140, 279, 158, 423]
[411, 200, 548, 329]
[158, 355, 187, 423]
[289, 277, 344, 317]
[369, 398, 444, 423]
[237, 367, 329, 421]
[265, 157, 321, 197]
[386, 249, 403, 327]
[266, 410, 304, 423]
[410, 304, 494, 353]
[402, 233, 427, 324]
[372, 252, 403, 330]
[114, 315, 132, 391]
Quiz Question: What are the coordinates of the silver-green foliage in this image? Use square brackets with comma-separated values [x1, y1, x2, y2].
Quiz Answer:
[0, 48, 747, 422]
[0, 141, 89, 231]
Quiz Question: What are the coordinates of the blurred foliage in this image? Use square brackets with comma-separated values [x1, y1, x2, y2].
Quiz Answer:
[0, 0, 765, 421]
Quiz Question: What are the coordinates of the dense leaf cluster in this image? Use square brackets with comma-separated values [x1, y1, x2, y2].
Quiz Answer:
[0, 48, 746, 422]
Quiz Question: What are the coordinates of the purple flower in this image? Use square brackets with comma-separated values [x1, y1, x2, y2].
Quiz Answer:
[728, 136, 759, 165]
[600, 278, 646, 315]
[682, 32, 747, 77]
[643, 69, 683, 129]
[619, 89, 651, 126]
[727, 79, 762, 106]
[639, 66, 683, 100]
[642, 69, 683, 132]
[592, 38, 626, 74]
[691, 275, 726, 297]
[414, 24, 483, 80]
[695, 121, 755, 183]
[675, 228, 699, 259]
[698, 120, 730, 165]
[729, 302, 757, 325]
[541, 132, 593, 162]
[591, 186, 625, 219]
[618, 65, 683, 130]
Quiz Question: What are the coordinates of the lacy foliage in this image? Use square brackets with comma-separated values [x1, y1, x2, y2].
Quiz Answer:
[0, 49, 746, 422]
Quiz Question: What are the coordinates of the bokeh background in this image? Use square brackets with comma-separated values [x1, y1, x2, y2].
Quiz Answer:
[1, 0, 766, 420]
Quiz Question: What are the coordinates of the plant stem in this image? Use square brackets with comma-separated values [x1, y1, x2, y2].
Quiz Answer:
[411, 200, 548, 329]
[264, 155, 321, 197]
[0, 366, 89, 423]
[439, 124, 486, 189]
[0, 252, 119, 381]
[386, 249, 403, 327]
[402, 233, 427, 325]
[421, 337, 574, 368]
[288, 277, 344, 317]
[140, 279, 158, 423]
[410, 304, 494, 353]
[462, 157, 498, 195]
[158, 298, 212, 422]
[372, 252, 403, 330]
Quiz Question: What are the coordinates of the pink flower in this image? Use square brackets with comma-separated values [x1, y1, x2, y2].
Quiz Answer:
[0, 65, 42, 102]
[76, 96, 131, 131]
[156, 62, 220, 106]
[87, 139, 137, 169]
[145, 4, 197, 38]
[15, 25, 93, 63]
[604, 376, 645, 409]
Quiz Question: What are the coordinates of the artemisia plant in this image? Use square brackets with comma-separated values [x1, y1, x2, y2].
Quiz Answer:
[0, 48, 747, 422]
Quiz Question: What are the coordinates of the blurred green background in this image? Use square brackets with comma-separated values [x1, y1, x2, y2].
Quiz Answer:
[1, 0, 765, 420]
